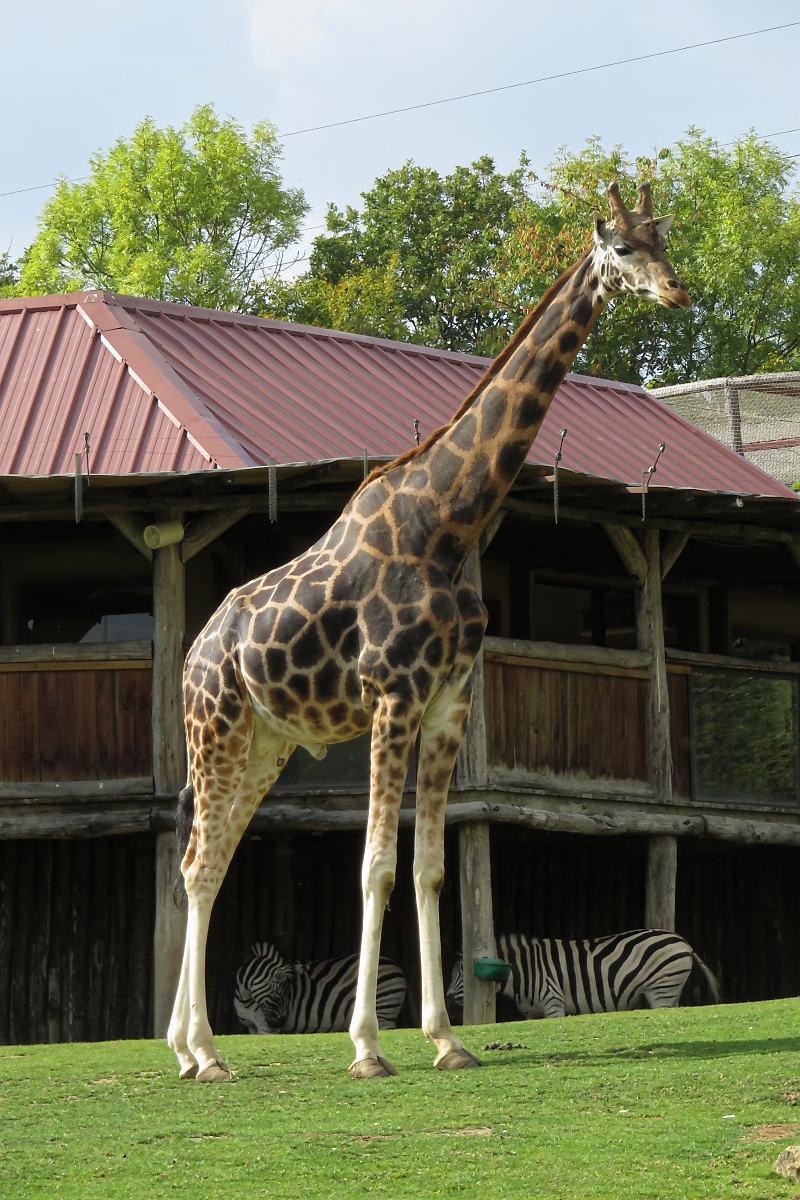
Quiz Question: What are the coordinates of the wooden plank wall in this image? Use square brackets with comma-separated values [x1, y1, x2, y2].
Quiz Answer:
[0, 668, 152, 782]
[0, 836, 155, 1044]
[676, 841, 800, 1004]
[485, 660, 648, 781]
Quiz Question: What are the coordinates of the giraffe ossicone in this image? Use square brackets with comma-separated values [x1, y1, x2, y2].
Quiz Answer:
[168, 182, 689, 1083]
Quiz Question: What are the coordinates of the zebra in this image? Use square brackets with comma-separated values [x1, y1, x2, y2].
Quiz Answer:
[446, 930, 722, 1021]
[234, 942, 407, 1034]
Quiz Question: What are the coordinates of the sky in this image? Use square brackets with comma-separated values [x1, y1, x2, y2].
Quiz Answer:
[2, 0, 799, 272]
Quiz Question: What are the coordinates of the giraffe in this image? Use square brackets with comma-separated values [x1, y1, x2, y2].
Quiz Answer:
[168, 181, 690, 1082]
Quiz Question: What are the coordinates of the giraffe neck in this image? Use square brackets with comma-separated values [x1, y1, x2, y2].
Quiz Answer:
[371, 248, 607, 577]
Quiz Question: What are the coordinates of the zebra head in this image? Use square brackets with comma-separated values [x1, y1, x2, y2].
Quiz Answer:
[233, 941, 293, 1034]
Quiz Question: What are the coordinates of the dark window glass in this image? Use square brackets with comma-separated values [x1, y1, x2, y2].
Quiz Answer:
[692, 671, 798, 806]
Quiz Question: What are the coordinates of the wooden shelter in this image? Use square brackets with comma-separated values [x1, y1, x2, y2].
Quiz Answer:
[1, 292, 799, 1042]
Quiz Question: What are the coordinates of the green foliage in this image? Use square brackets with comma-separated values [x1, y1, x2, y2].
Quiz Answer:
[0, 250, 18, 297]
[268, 155, 531, 354]
[2, 1001, 800, 1198]
[272, 132, 800, 384]
[17, 105, 308, 312]
[692, 672, 798, 804]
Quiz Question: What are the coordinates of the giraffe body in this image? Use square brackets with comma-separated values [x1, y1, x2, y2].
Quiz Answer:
[168, 183, 690, 1082]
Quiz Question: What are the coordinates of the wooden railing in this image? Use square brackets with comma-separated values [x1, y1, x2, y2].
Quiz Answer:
[483, 637, 653, 799]
[482, 637, 799, 809]
[0, 642, 153, 797]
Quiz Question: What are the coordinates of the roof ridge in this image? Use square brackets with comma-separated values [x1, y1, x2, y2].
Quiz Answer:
[78, 295, 257, 469]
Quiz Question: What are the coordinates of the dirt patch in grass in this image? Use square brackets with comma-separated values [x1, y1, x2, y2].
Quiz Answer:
[742, 1124, 800, 1142]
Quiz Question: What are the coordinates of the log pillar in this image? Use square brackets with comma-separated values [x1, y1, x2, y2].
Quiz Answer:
[645, 834, 677, 931]
[454, 545, 495, 1023]
[603, 525, 678, 931]
[153, 831, 187, 1037]
[458, 821, 497, 1024]
[151, 523, 187, 1037]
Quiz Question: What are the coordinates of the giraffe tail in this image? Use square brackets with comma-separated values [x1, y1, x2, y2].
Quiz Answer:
[173, 783, 195, 897]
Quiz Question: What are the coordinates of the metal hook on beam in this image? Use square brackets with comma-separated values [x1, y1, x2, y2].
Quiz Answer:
[553, 428, 568, 524]
[641, 442, 666, 522]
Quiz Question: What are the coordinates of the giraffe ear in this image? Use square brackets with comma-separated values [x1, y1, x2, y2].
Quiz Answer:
[653, 215, 675, 240]
[593, 213, 611, 247]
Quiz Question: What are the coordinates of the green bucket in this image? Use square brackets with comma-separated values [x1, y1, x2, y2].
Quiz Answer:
[472, 957, 511, 982]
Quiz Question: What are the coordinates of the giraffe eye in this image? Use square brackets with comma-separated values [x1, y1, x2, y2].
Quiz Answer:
[614, 245, 633, 257]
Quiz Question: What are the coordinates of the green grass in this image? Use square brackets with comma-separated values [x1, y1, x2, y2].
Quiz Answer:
[2, 1000, 800, 1199]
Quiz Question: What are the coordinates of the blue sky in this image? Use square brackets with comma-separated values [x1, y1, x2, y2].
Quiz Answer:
[3, 0, 798, 271]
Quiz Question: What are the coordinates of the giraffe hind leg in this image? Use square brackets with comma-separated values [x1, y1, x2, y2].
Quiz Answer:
[415, 685, 481, 1071]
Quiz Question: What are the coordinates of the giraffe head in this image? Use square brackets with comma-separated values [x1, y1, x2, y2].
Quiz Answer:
[593, 182, 690, 309]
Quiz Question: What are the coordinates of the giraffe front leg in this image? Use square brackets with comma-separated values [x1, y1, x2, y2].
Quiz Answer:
[416, 690, 481, 1071]
[349, 692, 419, 1079]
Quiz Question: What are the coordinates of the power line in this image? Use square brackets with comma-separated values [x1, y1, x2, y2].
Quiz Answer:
[279, 20, 800, 137]
[1, 20, 798, 203]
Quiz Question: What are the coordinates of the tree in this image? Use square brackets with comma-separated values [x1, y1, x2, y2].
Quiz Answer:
[496, 132, 800, 383]
[268, 156, 531, 354]
[17, 105, 308, 312]
[271, 132, 800, 384]
[0, 251, 18, 297]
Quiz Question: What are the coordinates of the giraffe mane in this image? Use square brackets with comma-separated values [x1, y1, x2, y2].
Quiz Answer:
[351, 249, 592, 498]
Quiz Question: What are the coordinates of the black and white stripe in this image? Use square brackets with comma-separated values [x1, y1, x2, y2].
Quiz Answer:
[234, 942, 407, 1034]
[447, 930, 721, 1020]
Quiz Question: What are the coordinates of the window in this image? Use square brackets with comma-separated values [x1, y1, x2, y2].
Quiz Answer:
[692, 670, 799, 806]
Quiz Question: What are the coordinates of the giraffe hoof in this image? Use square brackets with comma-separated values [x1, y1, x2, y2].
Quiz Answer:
[178, 1063, 198, 1080]
[348, 1055, 398, 1079]
[435, 1048, 482, 1070]
[195, 1060, 232, 1083]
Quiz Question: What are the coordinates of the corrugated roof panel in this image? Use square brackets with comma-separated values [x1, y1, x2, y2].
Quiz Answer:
[0, 290, 793, 501]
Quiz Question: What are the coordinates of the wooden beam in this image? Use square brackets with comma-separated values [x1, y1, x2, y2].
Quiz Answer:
[1, 796, 799, 845]
[459, 822, 497, 1025]
[483, 635, 651, 671]
[0, 778, 153, 803]
[485, 768, 654, 802]
[645, 835, 677, 930]
[784, 537, 800, 573]
[106, 511, 153, 562]
[0, 640, 151, 665]
[602, 523, 648, 586]
[153, 831, 187, 1039]
[661, 531, 690, 579]
[180, 505, 253, 562]
[454, 546, 488, 789]
[637, 529, 672, 806]
[666, 647, 800, 675]
[506, 496, 800, 547]
[151, 529, 186, 796]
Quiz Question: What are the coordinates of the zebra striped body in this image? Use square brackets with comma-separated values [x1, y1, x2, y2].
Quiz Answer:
[234, 942, 407, 1034]
[447, 930, 721, 1020]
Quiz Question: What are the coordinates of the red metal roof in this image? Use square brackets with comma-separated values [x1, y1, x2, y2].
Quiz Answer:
[0, 290, 793, 498]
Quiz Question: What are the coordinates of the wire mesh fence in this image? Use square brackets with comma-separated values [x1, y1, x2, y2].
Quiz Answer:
[651, 373, 800, 486]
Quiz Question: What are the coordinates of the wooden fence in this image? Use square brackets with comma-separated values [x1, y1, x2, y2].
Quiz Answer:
[0, 642, 152, 787]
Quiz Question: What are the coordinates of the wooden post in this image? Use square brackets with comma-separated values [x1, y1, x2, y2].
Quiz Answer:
[637, 531, 677, 931]
[637, 529, 672, 805]
[151, 523, 186, 1037]
[153, 831, 187, 1037]
[645, 835, 677, 931]
[604, 525, 678, 930]
[454, 547, 488, 790]
[458, 821, 497, 1025]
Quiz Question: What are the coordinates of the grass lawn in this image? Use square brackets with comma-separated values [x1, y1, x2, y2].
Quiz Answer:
[2, 999, 800, 1199]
